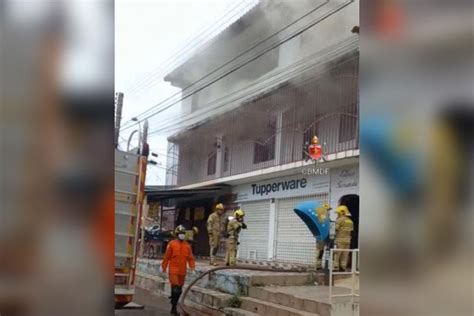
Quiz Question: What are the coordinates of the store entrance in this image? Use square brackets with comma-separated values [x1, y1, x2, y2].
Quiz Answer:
[339, 194, 359, 249]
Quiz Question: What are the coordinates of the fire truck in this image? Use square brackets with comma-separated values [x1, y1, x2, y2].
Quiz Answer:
[114, 148, 148, 306]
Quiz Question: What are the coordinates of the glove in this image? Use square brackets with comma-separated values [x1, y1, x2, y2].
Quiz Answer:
[242, 223, 247, 229]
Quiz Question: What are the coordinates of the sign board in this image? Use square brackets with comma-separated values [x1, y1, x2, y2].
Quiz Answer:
[234, 172, 329, 202]
[332, 165, 359, 189]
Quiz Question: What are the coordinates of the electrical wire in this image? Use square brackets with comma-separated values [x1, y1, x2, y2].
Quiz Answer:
[147, 36, 358, 136]
[119, 0, 334, 132]
[125, 0, 256, 97]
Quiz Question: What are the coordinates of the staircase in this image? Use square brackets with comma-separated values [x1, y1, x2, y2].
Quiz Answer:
[135, 259, 359, 316]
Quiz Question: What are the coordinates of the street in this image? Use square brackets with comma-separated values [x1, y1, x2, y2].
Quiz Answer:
[115, 288, 171, 316]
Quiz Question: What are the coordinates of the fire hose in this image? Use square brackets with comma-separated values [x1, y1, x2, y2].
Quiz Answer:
[178, 265, 306, 316]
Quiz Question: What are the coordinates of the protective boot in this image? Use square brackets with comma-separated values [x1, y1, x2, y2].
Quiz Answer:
[170, 286, 180, 315]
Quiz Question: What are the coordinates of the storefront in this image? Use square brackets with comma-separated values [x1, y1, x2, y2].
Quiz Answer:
[233, 162, 359, 265]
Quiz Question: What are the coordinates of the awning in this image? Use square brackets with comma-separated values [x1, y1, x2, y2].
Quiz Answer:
[145, 185, 231, 202]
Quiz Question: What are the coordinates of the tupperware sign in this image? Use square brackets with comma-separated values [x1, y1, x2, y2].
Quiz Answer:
[252, 178, 307, 196]
[234, 173, 329, 202]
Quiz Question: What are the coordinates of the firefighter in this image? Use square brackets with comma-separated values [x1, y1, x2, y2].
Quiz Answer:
[315, 203, 332, 269]
[161, 225, 195, 315]
[185, 226, 199, 243]
[207, 203, 225, 266]
[333, 205, 354, 271]
[225, 209, 247, 266]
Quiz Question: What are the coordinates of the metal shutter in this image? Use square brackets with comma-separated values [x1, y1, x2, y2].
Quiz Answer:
[238, 200, 270, 261]
[275, 193, 328, 264]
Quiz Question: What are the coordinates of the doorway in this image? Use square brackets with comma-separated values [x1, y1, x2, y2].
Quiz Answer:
[339, 194, 359, 249]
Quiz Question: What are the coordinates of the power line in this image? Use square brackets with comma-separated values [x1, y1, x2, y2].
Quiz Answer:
[122, 0, 354, 135]
[119, 0, 256, 130]
[119, 0, 332, 132]
[125, 0, 255, 97]
[148, 40, 358, 137]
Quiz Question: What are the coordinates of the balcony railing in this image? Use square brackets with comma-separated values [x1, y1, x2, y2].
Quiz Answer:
[167, 52, 359, 186]
[169, 108, 358, 186]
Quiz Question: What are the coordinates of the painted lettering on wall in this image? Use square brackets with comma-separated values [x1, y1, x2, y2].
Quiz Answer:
[251, 178, 307, 196]
[336, 168, 358, 188]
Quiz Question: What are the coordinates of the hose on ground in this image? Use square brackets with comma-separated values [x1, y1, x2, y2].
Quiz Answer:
[178, 264, 306, 316]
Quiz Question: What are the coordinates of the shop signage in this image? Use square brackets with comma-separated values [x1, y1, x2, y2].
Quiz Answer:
[234, 172, 329, 202]
[332, 166, 359, 189]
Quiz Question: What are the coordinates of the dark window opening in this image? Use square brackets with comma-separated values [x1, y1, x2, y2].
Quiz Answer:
[253, 117, 276, 164]
[253, 137, 275, 163]
[207, 151, 216, 175]
[223, 146, 229, 172]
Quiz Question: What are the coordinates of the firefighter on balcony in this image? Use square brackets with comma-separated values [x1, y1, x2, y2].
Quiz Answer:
[315, 203, 332, 269]
[225, 209, 247, 266]
[333, 205, 354, 271]
[162, 225, 195, 315]
[207, 203, 225, 266]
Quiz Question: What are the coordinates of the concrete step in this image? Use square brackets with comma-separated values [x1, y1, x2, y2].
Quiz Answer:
[182, 299, 224, 316]
[211, 270, 315, 296]
[187, 286, 233, 310]
[249, 285, 359, 316]
[137, 258, 316, 296]
[223, 307, 260, 316]
[249, 286, 329, 315]
[240, 296, 318, 316]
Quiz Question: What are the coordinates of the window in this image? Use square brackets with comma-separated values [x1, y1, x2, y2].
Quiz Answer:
[223, 146, 229, 172]
[207, 151, 216, 175]
[339, 113, 357, 143]
[253, 137, 275, 163]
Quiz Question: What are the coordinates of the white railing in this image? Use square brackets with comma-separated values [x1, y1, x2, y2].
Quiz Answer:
[329, 248, 359, 304]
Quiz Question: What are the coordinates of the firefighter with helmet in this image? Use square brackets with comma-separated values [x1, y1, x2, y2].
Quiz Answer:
[225, 209, 247, 266]
[207, 203, 226, 266]
[161, 225, 195, 315]
[315, 202, 332, 269]
[333, 205, 354, 271]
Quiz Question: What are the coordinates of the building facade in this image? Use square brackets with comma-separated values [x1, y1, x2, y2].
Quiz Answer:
[163, 0, 359, 264]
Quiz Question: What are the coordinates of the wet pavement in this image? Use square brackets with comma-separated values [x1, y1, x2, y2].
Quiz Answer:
[115, 288, 172, 316]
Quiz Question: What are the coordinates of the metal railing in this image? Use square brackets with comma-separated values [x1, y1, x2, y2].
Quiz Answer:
[167, 53, 359, 186]
[170, 109, 358, 186]
[329, 248, 360, 304]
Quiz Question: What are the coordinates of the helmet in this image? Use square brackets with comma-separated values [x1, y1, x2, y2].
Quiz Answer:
[215, 203, 224, 210]
[192, 226, 199, 235]
[234, 209, 245, 218]
[322, 203, 332, 210]
[311, 136, 319, 144]
[175, 225, 186, 234]
[336, 205, 351, 216]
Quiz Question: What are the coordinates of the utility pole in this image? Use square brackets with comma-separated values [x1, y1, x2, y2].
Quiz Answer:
[114, 92, 124, 148]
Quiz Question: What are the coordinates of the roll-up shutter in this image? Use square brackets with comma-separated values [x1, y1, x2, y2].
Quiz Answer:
[238, 199, 270, 261]
[275, 193, 328, 264]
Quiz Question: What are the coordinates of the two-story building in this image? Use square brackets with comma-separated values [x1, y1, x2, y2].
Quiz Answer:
[163, 0, 359, 265]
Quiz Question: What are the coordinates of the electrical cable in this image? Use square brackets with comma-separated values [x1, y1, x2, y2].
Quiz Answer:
[147, 36, 358, 136]
[125, 0, 254, 96]
[119, 0, 334, 131]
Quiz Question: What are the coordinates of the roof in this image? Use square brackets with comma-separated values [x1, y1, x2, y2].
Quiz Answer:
[145, 184, 231, 202]
[164, 0, 262, 86]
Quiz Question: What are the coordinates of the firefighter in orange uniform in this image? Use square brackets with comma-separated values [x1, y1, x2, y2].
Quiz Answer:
[162, 225, 196, 315]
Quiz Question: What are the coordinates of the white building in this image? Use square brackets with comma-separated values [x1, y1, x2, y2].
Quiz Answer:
[164, 0, 359, 265]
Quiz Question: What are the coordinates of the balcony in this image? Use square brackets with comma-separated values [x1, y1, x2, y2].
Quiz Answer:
[168, 104, 358, 187]
[167, 52, 359, 186]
